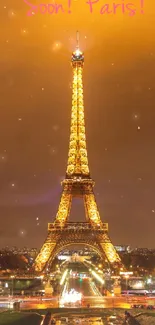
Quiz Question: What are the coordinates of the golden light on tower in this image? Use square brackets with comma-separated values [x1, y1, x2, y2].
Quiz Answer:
[66, 31, 89, 177]
[33, 32, 124, 273]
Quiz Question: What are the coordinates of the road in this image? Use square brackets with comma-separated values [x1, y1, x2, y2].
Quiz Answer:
[1, 273, 155, 310]
[67, 277, 97, 296]
[61, 277, 129, 308]
[0, 294, 155, 310]
[62, 276, 155, 309]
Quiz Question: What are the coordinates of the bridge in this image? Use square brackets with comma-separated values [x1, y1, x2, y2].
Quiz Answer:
[0, 275, 36, 280]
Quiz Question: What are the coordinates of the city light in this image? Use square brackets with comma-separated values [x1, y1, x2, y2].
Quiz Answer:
[75, 49, 82, 56]
[35, 275, 44, 279]
[133, 282, 144, 289]
[61, 289, 82, 304]
[120, 272, 133, 275]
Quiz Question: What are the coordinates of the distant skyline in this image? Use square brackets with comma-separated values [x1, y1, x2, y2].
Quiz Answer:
[0, 0, 155, 248]
[0, 244, 155, 250]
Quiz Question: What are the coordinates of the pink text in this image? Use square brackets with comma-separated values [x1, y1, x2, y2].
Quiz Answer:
[23, 0, 65, 16]
[23, 0, 144, 16]
[86, 0, 144, 16]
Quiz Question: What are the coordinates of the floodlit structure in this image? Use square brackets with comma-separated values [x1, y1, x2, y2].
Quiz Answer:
[33, 32, 124, 274]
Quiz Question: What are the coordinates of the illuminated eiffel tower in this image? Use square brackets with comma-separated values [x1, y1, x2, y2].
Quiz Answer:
[34, 32, 124, 273]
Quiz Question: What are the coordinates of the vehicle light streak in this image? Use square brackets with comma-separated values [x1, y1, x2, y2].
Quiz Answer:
[91, 270, 105, 284]
[60, 269, 68, 285]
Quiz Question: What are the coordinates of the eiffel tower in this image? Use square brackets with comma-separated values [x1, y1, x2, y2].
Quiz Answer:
[34, 32, 124, 273]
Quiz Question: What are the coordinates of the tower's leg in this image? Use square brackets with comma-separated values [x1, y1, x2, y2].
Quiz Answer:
[54, 192, 72, 227]
[84, 192, 123, 270]
[84, 193, 102, 226]
[99, 233, 123, 269]
[34, 192, 72, 272]
[33, 233, 57, 272]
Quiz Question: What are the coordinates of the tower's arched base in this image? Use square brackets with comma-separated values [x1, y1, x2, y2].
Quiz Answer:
[33, 222, 124, 274]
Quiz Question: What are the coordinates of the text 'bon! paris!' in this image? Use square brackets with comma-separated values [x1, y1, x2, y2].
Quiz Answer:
[23, 0, 144, 16]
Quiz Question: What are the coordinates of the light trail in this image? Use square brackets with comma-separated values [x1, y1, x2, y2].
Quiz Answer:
[90, 270, 105, 285]
[60, 269, 68, 286]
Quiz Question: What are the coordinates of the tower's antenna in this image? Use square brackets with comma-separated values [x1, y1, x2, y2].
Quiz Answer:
[76, 30, 79, 49]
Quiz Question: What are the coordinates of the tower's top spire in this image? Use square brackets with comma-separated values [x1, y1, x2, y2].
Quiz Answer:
[68, 32, 88, 177]
[76, 30, 79, 49]
[71, 31, 84, 64]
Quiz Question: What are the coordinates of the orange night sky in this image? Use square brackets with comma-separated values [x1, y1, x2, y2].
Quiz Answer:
[0, 0, 155, 248]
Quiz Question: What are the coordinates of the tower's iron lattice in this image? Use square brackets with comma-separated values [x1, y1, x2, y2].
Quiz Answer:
[33, 32, 125, 273]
